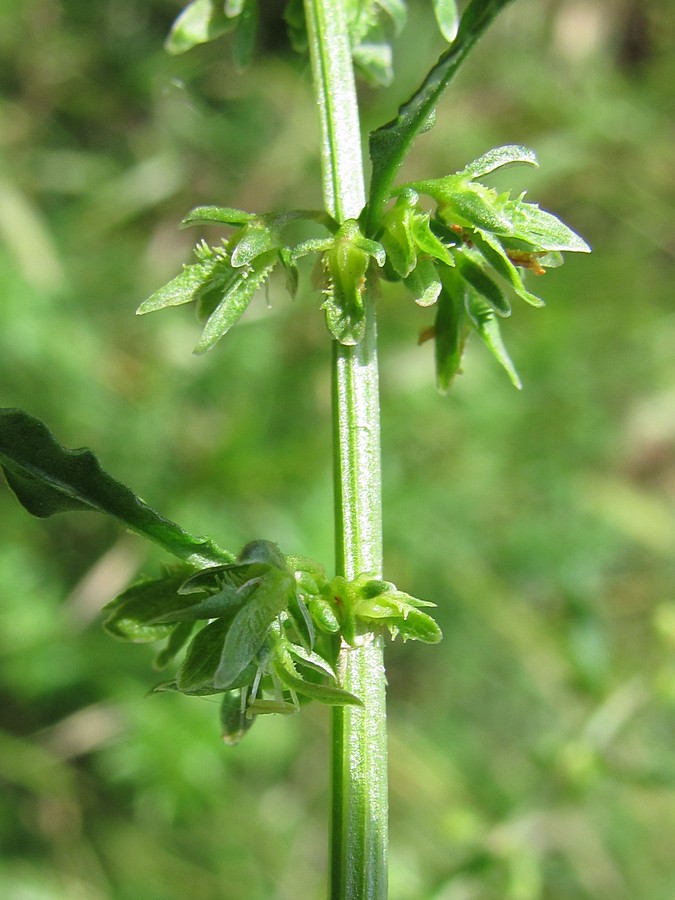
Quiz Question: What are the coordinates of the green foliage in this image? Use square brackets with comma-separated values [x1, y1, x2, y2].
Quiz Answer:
[0, 409, 439, 742]
[6, 0, 671, 897]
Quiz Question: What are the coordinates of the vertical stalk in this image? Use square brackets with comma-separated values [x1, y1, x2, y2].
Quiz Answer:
[304, 1, 388, 897]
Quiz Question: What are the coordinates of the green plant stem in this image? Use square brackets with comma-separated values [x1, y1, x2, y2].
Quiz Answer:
[304, 1, 388, 897]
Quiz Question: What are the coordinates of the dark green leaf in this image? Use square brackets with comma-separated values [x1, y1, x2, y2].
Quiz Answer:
[177, 618, 259, 694]
[434, 283, 467, 393]
[155, 621, 195, 669]
[215, 571, 293, 688]
[0, 410, 232, 567]
[104, 566, 198, 642]
[456, 252, 510, 316]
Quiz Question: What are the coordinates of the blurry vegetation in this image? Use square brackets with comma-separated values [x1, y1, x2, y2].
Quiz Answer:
[1, 0, 674, 897]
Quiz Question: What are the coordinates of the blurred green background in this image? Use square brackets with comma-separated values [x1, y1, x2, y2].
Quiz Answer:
[1, 1, 674, 897]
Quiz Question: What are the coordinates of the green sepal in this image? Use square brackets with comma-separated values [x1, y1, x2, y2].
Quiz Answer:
[103, 565, 199, 643]
[165, 0, 235, 55]
[465, 292, 522, 389]
[220, 688, 255, 745]
[287, 641, 337, 680]
[403, 258, 442, 307]
[229, 222, 281, 268]
[410, 214, 455, 268]
[380, 193, 417, 278]
[0, 409, 231, 568]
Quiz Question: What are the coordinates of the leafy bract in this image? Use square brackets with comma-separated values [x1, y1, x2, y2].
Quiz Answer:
[367, 0, 518, 230]
[0, 409, 231, 567]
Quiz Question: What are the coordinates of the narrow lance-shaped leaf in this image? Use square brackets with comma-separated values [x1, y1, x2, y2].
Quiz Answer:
[433, 280, 467, 393]
[0, 409, 232, 567]
[367, 0, 517, 231]
[465, 293, 522, 389]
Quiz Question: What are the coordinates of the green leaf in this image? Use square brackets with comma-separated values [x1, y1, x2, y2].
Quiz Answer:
[230, 223, 280, 268]
[432, 0, 459, 42]
[177, 618, 259, 694]
[465, 293, 522, 389]
[367, 0, 517, 231]
[455, 252, 510, 316]
[503, 199, 591, 253]
[0, 409, 232, 567]
[136, 257, 224, 314]
[194, 249, 277, 354]
[155, 621, 195, 669]
[165, 0, 235, 55]
[273, 646, 362, 707]
[457, 144, 538, 179]
[181, 206, 255, 228]
[103, 566, 198, 642]
[410, 215, 455, 268]
[433, 282, 467, 393]
[215, 570, 294, 688]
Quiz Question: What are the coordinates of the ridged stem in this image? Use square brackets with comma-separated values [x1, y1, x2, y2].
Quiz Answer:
[304, 1, 388, 897]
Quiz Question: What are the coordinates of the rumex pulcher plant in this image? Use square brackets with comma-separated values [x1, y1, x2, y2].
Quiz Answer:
[0, 1, 589, 896]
